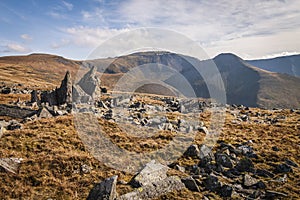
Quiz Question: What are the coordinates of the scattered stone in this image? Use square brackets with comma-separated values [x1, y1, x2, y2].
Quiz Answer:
[215, 153, 233, 168]
[203, 175, 221, 192]
[7, 120, 22, 130]
[243, 174, 259, 187]
[184, 144, 200, 158]
[174, 164, 185, 173]
[198, 126, 209, 134]
[255, 169, 274, 178]
[181, 176, 200, 192]
[236, 157, 254, 172]
[285, 159, 298, 167]
[81, 164, 92, 174]
[37, 107, 53, 118]
[274, 163, 293, 173]
[87, 175, 118, 200]
[130, 160, 168, 188]
[272, 146, 280, 151]
[199, 144, 213, 159]
[0, 158, 23, 174]
[219, 185, 233, 197]
[264, 190, 288, 198]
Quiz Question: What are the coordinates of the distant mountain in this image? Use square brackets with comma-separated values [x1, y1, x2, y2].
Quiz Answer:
[246, 54, 300, 77]
[1, 52, 300, 108]
[86, 52, 300, 108]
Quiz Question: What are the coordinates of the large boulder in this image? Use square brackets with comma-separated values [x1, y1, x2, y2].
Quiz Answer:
[78, 66, 101, 99]
[130, 160, 168, 188]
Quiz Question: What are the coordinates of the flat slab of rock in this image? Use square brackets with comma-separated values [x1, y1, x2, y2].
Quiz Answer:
[119, 176, 184, 200]
[0, 158, 23, 174]
[130, 160, 168, 187]
[244, 174, 259, 187]
[87, 175, 118, 200]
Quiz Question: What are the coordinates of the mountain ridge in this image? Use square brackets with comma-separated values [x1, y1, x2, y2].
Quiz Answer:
[0, 52, 299, 108]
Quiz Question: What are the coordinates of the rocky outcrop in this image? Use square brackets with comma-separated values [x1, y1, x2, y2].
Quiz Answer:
[78, 66, 101, 99]
[41, 71, 72, 106]
[87, 175, 118, 200]
[0, 104, 35, 119]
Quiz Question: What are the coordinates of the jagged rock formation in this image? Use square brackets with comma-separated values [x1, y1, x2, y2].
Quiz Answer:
[38, 67, 101, 106]
[41, 71, 72, 106]
[77, 66, 101, 99]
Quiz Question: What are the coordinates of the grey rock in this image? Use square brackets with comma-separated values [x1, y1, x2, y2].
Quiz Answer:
[41, 71, 73, 106]
[119, 176, 184, 200]
[0, 158, 23, 174]
[199, 144, 213, 159]
[37, 107, 53, 118]
[236, 157, 254, 172]
[198, 126, 209, 134]
[264, 190, 288, 198]
[243, 174, 259, 187]
[215, 153, 233, 168]
[203, 175, 221, 192]
[174, 164, 185, 173]
[130, 160, 168, 188]
[184, 144, 200, 158]
[181, 176, 200, 192]
[78, 66, 101, 99]
[218, 185, 233, 197]
[274, 163, 293, 173]
[7, 120, 22, 130]
[87, 175, 118, 200]
[81, 164, 92, 174]
[255, 169, 274, 178]
[285, 159, 298, 167]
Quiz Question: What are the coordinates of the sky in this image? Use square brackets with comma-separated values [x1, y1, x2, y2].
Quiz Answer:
[0, 0, 300, 60]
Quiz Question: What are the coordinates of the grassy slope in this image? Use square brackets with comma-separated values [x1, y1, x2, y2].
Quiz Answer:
[0, 106, 299, 199]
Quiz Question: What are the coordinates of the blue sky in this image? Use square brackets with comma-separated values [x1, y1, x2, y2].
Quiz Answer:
[0, 0, 300, 60]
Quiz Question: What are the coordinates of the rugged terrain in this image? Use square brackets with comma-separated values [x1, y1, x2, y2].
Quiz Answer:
[0, 52, 299, 199]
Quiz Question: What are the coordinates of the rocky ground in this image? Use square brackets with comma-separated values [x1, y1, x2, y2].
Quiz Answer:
[0, 89, 299, 199]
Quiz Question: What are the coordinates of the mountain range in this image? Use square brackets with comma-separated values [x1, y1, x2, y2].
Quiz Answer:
[0, 52, 299, 108]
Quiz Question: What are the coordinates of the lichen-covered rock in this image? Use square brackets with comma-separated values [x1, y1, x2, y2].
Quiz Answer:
[130, 160, 168, 188]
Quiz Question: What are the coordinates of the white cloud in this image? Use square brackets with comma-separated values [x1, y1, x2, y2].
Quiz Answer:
[62, 1, 73, 11]
[1, 43, 31, 53]
[21, 34, 32, 41]
[64, 26, 130, 48]
[114, 0, 300, 58]
[53, 0, 300, 59]
[51, 39, 70, 49]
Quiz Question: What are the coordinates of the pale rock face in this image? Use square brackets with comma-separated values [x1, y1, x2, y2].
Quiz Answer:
[78, 66, 101, 99]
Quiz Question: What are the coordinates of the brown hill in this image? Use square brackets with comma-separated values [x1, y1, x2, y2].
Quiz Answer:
[1, 52, 300, 108]
[0, 53, 81, 90]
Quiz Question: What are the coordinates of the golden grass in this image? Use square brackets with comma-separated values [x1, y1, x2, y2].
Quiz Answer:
[0, 104, 299, 199]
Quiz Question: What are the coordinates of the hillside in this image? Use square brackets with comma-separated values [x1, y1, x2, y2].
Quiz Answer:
[1, 52, 300, 108]
[247, 54, 300, 77]
[86, 52, 300, 108]
[0, 54, 81, 90]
